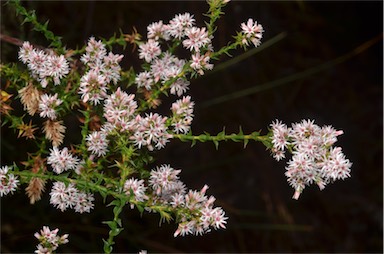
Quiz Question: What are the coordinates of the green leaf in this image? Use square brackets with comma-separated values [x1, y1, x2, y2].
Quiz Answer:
[243, 139, 249, 149]
[103, 239, 113, 254]
[213, 140, 219, 150]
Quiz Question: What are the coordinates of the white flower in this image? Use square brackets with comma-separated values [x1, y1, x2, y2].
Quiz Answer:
[34, 225, 69, 254]
[47, 147, 80, 174]
[0, 166, 19, 197]
[240, 18, 264, 47]
[190, 52, 213, 75]
[171, 96, 194, 134]
[136, 71, 154, 90]
[39, 93, 63, 120]
[130, 113, 171, 151]
[270, 119, 352, 199]
[147, 20, 170, 40]
[79, 70, 108, 105]
[45, 55, 70, 85]
[167, 13, 195, 39]
[124, 178, 149, 208]
[49, 181, 94, 213]
[170, 78, 190, 97]
[81, 37, 107, 66]
[139, 39, 162, 63]
[182, 27, 211, 52]
[86, 131, 109, 157]
[103, 87, 138, 132]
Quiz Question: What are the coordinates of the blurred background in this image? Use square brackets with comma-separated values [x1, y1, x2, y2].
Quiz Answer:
[1, 1, 382, 253]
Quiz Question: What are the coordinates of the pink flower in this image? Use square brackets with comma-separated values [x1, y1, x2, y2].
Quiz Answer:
[139, 39, 162, 62]
[86, 131, 109, 157]
[0, 166, 19, 197]
[34, 225, 69, 254]
[170, 78, 190, 97]
[47, 147, 80, 174]
[103, 87, 138, 132]
[124, 178, 149, 208]
[136, 71, 154, 90]
[130, 113, 171, 150]
[39, 93, 63, 120]
[49, 181, 94, 213]
[270, 119, 352, 199]
[81, 37, 107, 66]
[79, 70, 108, 105]
[190, 52, 213, 75]
[171, 96, 194, 134]
[240, 18, 264, 47]
[167, 13, 195, 39]
[147, 20, 170, 40]
[183, 27, 211, 52]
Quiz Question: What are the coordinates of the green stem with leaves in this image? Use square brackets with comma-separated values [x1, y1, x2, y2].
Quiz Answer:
[173, 129, 273, 150]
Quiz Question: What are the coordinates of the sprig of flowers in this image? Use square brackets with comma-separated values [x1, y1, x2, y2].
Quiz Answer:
[34, 226, 69, 254]
[0, 0, 353, 253]
[270, 119, 352, 199]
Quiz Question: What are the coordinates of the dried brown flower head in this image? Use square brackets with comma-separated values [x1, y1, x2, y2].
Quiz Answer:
[0, 89, 13, 115]
[43, 120, 66, 147]
[18, 82, 41, 116]
[21, 155, 47, 204]
[17, 120, 38, 139]
[25, 177, 46, 204]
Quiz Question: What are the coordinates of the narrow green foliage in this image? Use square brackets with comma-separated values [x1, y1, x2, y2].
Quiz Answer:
[9, 0, 64, 53]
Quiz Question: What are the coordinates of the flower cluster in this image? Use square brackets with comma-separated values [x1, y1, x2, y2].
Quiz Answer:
[50, 181, 94, 213]
[0, 166, 19, 197]
[131, 113, 171, 151]
[125, 165, 227, 237]
[18, 41, 70, 87]
[39, 93, 63, 120]
[86, 131, 109, 157]
[103, 87, 138, 132]
[79, 37, 123, 104]
[34, 226, 69, 254]
[270, 119, 352, 199]
[135, 11, 215, 97]
[47, 147, 80, 174]
[240, 18, 264, 47]
[171, 96, 194, 134]
[123, 178, 149, 208]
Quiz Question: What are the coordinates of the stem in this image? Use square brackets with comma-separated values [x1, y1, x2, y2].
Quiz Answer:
[172, 132, 272, 149]
[103, 198, 126, 254]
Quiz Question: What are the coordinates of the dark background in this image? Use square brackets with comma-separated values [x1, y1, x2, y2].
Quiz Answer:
[1, 1, 382, 253]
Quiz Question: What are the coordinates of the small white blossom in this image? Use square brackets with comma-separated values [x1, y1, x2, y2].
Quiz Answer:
[171, 96, 194, 134]
[139, 39, 162, 63]
[270, 119, 352, 199]
[47, 147, 80, 174]
[86, 131, 109, 157]
[170, 78, 190, 97]
[34, 226, 69, 254]
[147, 20, 170, 41]
[18, 42, 70, 87]
[136, 71, 154, 90]
[39, 93, 63, 120]
[49, 181, 94, 213]
[182, 27, 211, 52]
[130, 113, 171, 151]
[190, 52, 213, 75]
[79, 70, 108, 105]
[81, 37, 107, 66]
[124, 178, 149, 208]
[167, 13, 195, 39]
[240, 18, 264, 47]
[103, 87, 138, 132]
[0, 166, 19, 197]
